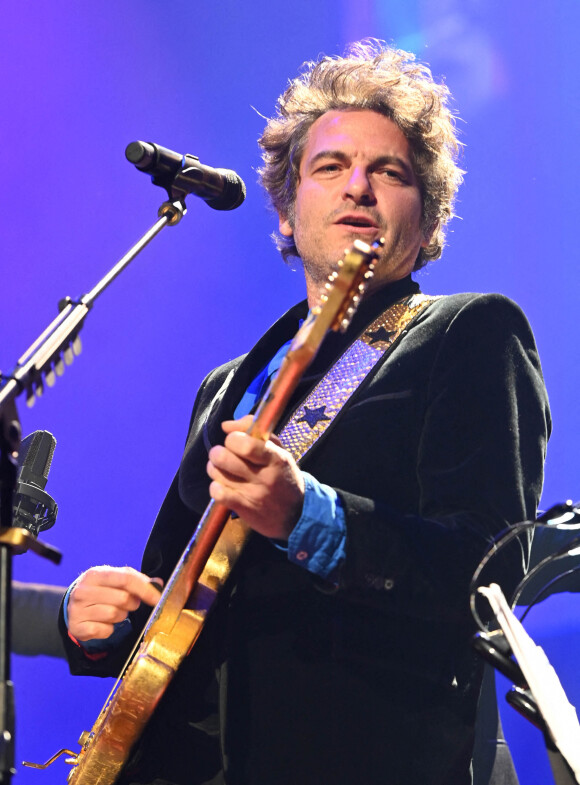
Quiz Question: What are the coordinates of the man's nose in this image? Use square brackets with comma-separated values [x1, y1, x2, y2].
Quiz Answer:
[343, 168, 375, 204]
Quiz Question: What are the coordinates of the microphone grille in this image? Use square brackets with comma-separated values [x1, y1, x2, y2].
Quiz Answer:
[209, 169, 247, 211]
[18, 431, 57, 486]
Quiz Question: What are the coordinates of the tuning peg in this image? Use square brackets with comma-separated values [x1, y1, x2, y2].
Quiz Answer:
[64, 345, 74, 365]
[73, 335, 82, 356]
[26, 387, 35, 407]
[45, 367, 56, 387]
[54, 355, 65, 376]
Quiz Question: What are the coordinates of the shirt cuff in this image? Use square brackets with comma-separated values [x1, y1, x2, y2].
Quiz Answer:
[286, 472, 346, 581]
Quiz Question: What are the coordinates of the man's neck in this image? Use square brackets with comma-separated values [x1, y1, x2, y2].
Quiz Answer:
[305, 268, 415, 309]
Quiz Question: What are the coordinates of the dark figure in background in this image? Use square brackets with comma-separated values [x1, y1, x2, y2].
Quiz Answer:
[11, 581, 66, 658]
[59, 41, 551, 785]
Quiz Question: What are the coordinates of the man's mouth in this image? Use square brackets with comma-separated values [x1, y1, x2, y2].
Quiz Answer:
[334, 214, 379, 230]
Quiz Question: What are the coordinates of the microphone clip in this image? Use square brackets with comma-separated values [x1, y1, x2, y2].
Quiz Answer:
[12, 481, 58, 537]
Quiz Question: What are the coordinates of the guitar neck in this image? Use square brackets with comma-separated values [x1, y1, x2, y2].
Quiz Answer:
[143, 341, 318, 640]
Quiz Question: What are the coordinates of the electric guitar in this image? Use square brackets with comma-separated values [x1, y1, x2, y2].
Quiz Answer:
[25, 238, 380, 784]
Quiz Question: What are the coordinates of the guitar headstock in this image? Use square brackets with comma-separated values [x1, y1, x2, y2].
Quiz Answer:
[22, 333, 83, 407]
[290, 238, 381, 354]
[248, 237, 382, 440]
[317, 237, 382, 332]
[0, 298, 87, 409]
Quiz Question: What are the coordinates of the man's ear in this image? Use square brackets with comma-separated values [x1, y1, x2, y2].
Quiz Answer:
[278, 213, 293, 238]
[421, 221, 437, 249]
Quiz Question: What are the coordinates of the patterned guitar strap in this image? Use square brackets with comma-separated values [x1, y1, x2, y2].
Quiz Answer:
[195, 292, 439, 596]
[278, 292, 440, 462]
[199, 297, 438, 588]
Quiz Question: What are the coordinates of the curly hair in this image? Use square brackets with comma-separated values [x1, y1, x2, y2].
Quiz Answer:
[258, 40, 464, 269]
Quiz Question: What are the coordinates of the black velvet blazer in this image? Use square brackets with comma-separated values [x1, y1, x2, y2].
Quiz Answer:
[62, 277, 551, 785]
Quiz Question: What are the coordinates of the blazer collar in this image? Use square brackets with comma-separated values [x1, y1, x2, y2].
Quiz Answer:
[211, 275, 419, 429]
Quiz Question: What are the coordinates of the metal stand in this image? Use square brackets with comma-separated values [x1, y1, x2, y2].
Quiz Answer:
[0, 399, 20, 784]
[474, 614, 580, 785]
[545, 740, 579, 785]
[0, 196, 187, 784]
[505, 686, 579, 785]
[0, 199, 185, 413]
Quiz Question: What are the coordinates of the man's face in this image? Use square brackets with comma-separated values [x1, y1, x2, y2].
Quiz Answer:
[279, 110, 431, 304]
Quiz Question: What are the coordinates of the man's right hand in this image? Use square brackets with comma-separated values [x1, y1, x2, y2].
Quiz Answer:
[67, 566, 163, 642]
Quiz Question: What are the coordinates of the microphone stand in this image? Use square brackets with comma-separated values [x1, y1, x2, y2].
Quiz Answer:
[0, 400, 20, 784]
[0, 196, 187, 784]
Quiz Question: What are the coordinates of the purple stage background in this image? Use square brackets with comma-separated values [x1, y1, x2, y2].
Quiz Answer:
[2, 1, 579, 782]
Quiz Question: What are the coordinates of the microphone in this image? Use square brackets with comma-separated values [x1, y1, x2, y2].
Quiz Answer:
[125, 141, 246, 211]
[12, 430, 58, 537]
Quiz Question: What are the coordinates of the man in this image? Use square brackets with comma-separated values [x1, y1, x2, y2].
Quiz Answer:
[61, 41, 550, 784]
[11, 581, 66, 658]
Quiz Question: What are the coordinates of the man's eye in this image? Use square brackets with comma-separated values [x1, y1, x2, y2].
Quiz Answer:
[316, 163, 341, 173]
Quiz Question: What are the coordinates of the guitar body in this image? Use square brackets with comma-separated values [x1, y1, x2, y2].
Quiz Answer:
[68, 513, 251, 785]
[69, 610, 200, 785]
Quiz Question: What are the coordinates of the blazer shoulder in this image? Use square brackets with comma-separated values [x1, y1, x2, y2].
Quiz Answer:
[421, 291, 535, 336]
[428, 291, 528, 318]
[201, 354, 247, 392]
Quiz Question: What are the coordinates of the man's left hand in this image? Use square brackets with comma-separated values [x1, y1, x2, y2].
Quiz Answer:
[207, 415, 305, 541]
